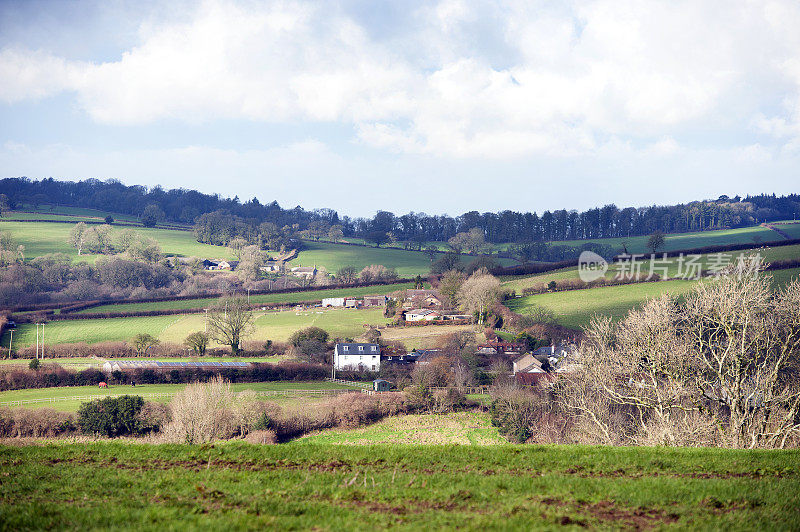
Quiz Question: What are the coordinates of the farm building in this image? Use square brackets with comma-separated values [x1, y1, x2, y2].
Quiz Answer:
[334, 342, 381, 371]
[381, 352, 418, 365]
[363, 295, 387, 307]
[512, 353, 545, 374]
[405, 309, 442, 322]
[404, 289, 444, 309]
[344, 298, 360, 308]
[260, 261, 282, 272]
[373, 379, 392, 391]
[291, 265, 317, 279]
[413, 349, 445, 365]
[476, 341, 524, 355]
[322, 297, 346, 307]
[203, 259, 235, 271]
[102, 360, 251, 373]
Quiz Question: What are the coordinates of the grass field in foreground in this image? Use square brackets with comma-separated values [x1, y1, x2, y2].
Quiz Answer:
[4, 308, 391, 349]
[78, 282, 414, 314]
[298, 412, 506, 445]
[0, 381, 354, 412]
[0, 220, 235, 262]
[0, 442, 797, 529]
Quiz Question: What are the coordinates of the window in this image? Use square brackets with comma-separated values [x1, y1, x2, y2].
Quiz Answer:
[372, 365, 376, 371]
[371, 346, 377, 352]
[358, 346, 364, 352]
[343, 345, 349, 352]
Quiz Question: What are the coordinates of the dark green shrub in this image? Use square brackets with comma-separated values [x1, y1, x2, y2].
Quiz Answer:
[78, 395, 147, 437]
[28, 359, 40, 371]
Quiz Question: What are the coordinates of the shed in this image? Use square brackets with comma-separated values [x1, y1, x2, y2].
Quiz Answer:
[373, 379, 392, 392]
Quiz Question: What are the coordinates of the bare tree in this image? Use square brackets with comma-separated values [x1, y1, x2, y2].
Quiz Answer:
[559, 256, 800, 448]
[208, 295, 255, 355]
[457, 269, 500, 326]
[683, 261, 800, 448]
[69, 222, 89, 255]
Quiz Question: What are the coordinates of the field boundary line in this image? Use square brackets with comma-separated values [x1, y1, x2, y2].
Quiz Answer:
[0, 388, 359, 407]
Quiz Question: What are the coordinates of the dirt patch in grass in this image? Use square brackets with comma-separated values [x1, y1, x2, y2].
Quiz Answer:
[538, 498, 680, 529]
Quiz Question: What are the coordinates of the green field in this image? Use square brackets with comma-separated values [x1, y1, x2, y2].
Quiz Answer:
[298, 412, 506, 446]
[0, 356, 289, 367]
[4, 308, 392, 349]
[0, 220, 234, 262]
[290, 241, 518, 278]
[6, 205, 142, 223]
[503, 244, 800, 294]
[550, 225, 782, 254]
[507, 279, 699, 329]
[79, 282, 414, 314]
[0, 381, 355, 412]
[0, 442, 797, 529]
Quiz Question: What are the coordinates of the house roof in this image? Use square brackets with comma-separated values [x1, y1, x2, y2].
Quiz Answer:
[406, 289, 441, 299]
[406, 309, 440, 316]
[292, 266, 317, 272]
[336, 342, 380, 353]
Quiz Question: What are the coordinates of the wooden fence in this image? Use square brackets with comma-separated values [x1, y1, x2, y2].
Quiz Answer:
[325, 378, 371, 389]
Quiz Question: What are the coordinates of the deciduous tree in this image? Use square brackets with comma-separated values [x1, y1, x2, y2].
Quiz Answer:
[207, 295, 255, 356]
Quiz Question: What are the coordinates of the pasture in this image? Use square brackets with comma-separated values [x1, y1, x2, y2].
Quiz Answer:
[290, 240, 518, 278]
[0, 442, 797, 529]
[4, 308, 392, 349]
[507, 279, 698, 329]
[4, 205, 141, 223]
[0, 381, 355, 412]
[297, 412, 506, 446]
[378, 324, 482, 350]
[78, 282, 414, 314]
[549, 224, 782, 254]
[502, 244, 800, 294]
[0, 220, 235, 262]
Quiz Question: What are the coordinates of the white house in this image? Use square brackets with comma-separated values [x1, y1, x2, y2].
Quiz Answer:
[334, 342, 381, 371]
[322, 297, 346, 307]
[405, 309, 442, 322]
[291, 265, 317, 279]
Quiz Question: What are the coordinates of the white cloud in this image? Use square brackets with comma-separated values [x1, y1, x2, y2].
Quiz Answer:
[2, 0, 800, 158]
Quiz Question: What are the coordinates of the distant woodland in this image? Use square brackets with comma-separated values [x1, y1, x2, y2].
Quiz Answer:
[1, 177, 798, 244]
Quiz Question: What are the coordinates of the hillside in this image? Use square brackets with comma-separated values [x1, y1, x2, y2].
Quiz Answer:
[4, 307, 391, 349]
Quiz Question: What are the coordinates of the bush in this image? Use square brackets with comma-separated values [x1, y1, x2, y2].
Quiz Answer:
[161, 377, 240, 444]
[244, 429, 277, 444]
[28, 359, 40, 371]
[77, 395, 148, 437]
[0, 407, 76, 437]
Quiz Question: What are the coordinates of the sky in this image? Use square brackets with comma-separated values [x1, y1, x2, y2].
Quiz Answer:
[1, 0, 799, 218]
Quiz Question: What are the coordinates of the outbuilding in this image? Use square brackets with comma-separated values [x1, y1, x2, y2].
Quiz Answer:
[373, 379, 392, 392]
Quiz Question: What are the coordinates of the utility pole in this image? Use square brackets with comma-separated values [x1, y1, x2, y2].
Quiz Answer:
[247, 288, 251, 304]
[203, 309, 209, 333]
[40, 323, 44, 359]
[7, 329, 12, 359]
[35, 324, 39, 361]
